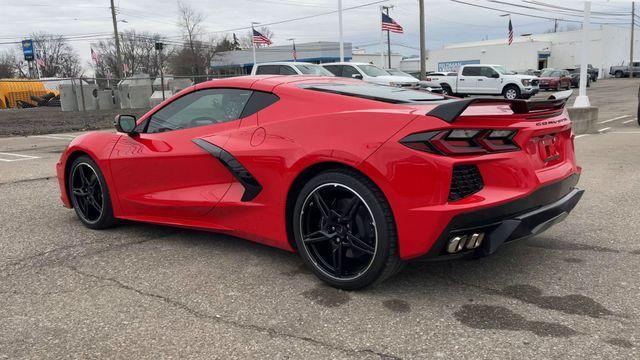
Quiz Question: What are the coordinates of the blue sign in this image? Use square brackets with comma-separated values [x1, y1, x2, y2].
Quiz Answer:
[22, 39, 34, 61]
[437, 60, 480, 72]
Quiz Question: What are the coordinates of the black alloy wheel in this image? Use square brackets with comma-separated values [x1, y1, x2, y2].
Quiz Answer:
[68, 156, 116, 229]
[293, 170, 402, 290]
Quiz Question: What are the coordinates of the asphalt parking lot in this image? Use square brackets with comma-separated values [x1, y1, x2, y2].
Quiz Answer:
[1, 79, 639, 359]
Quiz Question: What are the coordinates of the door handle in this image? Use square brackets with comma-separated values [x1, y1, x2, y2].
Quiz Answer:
[460, 79, 465, 81]
[478, 79, 484, 81]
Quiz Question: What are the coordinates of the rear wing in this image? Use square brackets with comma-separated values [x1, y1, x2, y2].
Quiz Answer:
[427, 90, 572, 123]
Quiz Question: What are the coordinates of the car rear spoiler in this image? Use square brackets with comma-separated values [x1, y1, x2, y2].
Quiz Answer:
[427, 90, 573, 123]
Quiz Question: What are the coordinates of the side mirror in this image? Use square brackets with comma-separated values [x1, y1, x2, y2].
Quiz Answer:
[351, 74, 363, 80]
[491, 73, 500, 78]
[114, 114, 138, 135]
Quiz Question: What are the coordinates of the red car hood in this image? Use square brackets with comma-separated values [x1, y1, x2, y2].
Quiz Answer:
[539, 77, 559, 81]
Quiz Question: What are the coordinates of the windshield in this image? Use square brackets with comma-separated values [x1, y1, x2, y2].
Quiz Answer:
[493, 66, 513, 75]
[541, 69, 561, 77]
[357, 64, 390, 77]
[294, 64, 334, 76]
[387, 69, 416, 78]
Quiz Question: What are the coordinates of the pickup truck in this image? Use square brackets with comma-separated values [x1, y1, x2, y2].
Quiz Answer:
[435, 64, 539, 99]
[610, 62, 640, 78]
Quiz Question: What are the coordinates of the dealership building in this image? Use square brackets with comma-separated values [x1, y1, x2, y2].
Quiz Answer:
[399, 25, 640, 77]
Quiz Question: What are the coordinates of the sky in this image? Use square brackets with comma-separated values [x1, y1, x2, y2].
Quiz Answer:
[0, 0, 635, 73]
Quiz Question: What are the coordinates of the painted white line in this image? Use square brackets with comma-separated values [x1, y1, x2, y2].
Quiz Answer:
[598, 127, 611, 133]
[574, 134, 590, 139]
[597, 115, 631, 124]
[32, 135, 77, 140]
[0, 152, 41, 162]
[608, 131, 640, 134]
[622, 118, 637, 124]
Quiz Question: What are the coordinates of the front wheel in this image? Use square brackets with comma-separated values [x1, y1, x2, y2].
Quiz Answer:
[292, 170, 402, 290]
[615, 71, 624, 78]
[68, 155, 116, 229]
[503, 85, 520, 100]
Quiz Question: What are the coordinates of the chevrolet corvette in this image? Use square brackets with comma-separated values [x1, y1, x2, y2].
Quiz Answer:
[56, 76, 583, 289]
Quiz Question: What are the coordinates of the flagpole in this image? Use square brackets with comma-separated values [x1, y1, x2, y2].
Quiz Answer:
[251, 23, 258, 68]
[380, 6, 384, 67]
[338, 0, 344, 62]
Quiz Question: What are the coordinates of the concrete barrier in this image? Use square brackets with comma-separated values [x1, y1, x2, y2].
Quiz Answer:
[568, 106, 599, 134]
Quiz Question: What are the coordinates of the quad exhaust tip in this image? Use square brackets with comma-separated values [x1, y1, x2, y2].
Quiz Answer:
[446, 233, 485, 254]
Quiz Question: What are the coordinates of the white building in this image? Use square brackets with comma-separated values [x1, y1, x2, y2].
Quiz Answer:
[400, 25, 640, 77]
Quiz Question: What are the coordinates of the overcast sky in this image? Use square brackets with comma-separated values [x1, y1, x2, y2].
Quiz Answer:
[0, 0, 635, 72]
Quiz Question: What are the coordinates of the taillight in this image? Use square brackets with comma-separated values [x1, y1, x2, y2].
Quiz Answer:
[400, 129, 519, 155]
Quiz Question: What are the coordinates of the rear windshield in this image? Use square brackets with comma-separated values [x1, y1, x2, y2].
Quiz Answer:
[299, 83, 446, 104]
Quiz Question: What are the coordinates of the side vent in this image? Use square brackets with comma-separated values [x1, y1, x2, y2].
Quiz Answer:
[449, 165, 484, 201]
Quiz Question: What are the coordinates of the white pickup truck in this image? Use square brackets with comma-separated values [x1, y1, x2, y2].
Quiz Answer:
[434, 64, 539, 99]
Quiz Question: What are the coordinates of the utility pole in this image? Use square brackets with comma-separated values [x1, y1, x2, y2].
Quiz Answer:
[338, 0, 344, 62]
[631, 2, 636, 78]
[419, 0, 426, 80]
[382, 5, 393, 69]
[574, 1, 591, 108]
[110, 0, 122, 79]
[155, 42, 165, 101]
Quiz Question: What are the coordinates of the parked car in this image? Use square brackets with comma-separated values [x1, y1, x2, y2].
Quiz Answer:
[538, 69, 572, 91]
[574, 64, 598, 82]
[609, 62, 640, 78]
[251, 62, 335, 76]
[57, 75, 582, 289]
[321, 62, 419, 88]
[565, 68, 591, 88]
[386, 68, 443, 93]
[436, 64, 539, 99]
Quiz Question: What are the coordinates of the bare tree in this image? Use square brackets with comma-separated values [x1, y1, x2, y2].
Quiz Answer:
[0, 50, 17, 78]
[26, 32, 82, 77]
[177, 1, 206, 76]
[92, 30, 170, 80]
[239, 26, 274, 49]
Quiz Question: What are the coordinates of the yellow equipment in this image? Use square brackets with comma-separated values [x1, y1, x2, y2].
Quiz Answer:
[0, 80, 51, 109]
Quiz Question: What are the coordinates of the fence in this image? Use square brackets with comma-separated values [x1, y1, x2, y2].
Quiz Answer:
[0, 74, 241, 111]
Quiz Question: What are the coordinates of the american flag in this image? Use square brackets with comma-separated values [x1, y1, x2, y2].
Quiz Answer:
[90, 48, 100, 64]
[508, 19, 514, 45]
[252, 29, 272, 45]
[381, 13, 404, 34]
[292, 42, 297, 61]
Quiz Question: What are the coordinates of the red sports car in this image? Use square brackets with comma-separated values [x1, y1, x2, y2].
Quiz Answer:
[56, 76, 583, 289]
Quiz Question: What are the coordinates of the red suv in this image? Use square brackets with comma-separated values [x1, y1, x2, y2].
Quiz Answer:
[539, 69, 572, 91]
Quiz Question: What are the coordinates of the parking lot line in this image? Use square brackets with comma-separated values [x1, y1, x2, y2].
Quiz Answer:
[622, 118, 637, 124]
[574, 134, 589, 139]
[32, 135, 78, 140]
[597, 115, 631, 124]
[598, 127, 611, 133]
[0, 152, 41, 162]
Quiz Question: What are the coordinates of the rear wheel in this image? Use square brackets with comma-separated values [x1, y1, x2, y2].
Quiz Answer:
[68, 155, 116, 230]
[441, 84, 452, 96]
[615, 71, 624, 78]
[292, 170, 402, 290]
[503, 85, 520, 100]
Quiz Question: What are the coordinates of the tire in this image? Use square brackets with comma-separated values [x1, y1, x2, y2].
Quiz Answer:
[292, 169, 402, 290]
[503, 85, 520, 100]
[615, 71, 623, 78]
[68, 155, 116, 230]
[441, 84, 452, 96]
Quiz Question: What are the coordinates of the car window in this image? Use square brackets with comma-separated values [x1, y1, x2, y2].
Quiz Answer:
[357, 64, 389, 77]
[295, 64, 334, 76]
[146, 88, 252, 133]
[341, 65, 361, 78]
[256, 65, 280, 75]
[480, 67, 498, 78]
[541, 69, 561, 77]
[279, 65, 297, 75]
[322, 65, 342, 76]
[462, 67, 481, 76]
